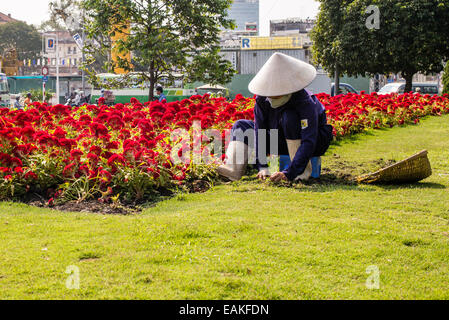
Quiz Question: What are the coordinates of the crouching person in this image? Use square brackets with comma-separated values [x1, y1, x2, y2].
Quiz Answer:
[217, 52, 333, 182]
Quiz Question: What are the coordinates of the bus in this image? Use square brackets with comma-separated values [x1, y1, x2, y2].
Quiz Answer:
[90, 73, 196, 104]
[0, 73, 10, 107]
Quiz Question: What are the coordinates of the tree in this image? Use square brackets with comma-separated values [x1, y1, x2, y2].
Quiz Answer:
[80, 0, 236, 101]
[443, 62, 449, 95]
[0, 22, 42, 61]
[311, 0, 350, 95]
[312, 0, 449, 93]
[40, 0, 83, 33]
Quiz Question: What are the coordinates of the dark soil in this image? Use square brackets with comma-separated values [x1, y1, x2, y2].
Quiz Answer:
[27, 198, 140, 215]
[20, 179, 213, 215]
[186, 179, 213, 193]
[55, 200, 137, 215]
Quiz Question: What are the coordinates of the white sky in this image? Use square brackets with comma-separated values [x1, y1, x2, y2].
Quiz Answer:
[1, 0, 320, 36]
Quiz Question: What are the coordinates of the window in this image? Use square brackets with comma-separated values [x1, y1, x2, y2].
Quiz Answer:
[73, 46, 77, 54]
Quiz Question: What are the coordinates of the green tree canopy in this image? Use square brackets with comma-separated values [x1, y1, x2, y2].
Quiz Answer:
[0, 22, 42, 61]
[80, 0, 236, 100]
[312, 0, 449, 93]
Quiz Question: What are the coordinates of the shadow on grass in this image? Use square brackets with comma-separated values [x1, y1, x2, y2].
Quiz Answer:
[242, 172, 447, 194]
[369, 181, 446, 190]
[299, 179, 446, 193]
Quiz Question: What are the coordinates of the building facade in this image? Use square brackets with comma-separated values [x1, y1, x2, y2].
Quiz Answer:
[43, 31, 83, 76]
[220, 34, 310, 75]
[227, 0, 259, 34]
[270, 18, 315, 37]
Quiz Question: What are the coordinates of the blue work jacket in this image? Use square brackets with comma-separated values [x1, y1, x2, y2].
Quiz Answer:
[254, 89, 333, 181]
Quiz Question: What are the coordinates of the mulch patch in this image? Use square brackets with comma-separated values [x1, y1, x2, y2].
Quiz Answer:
[19, 179, 213, 215]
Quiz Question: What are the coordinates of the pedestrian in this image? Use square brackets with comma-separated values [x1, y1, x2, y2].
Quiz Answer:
[23, 93, 32, 106]
[14, 96, 23, 110]
[156, 86, 167, 102]
[217, 52, 334, 182]
[74, 90, 81, 106]
[79, 91, 85, 105]
[100, 88, 105, 98]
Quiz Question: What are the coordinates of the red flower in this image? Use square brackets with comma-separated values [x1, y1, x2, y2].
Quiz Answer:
[24, 171, 38, 180]
[14, 167, 24, 175]
[89, 145, 102, 156]
[107, 154, 126, 167]
[63, 163, 77, 178]
[89, 122, 108, 137]
[70, 149, 83, 160]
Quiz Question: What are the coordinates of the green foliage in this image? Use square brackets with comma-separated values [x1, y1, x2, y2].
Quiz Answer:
[21, 89, 55, 103]
[0, 22, 43, 61]
[310, 0, 347, 76]
[312, 0, 449, 92]
[112, 165, 170, 202]
[79, 0, 236, 100]
[443, 62, 449, 95]
[57, 176, 100, 204]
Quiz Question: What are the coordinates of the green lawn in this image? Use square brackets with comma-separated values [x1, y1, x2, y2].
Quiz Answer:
[1, 115, 449, 299]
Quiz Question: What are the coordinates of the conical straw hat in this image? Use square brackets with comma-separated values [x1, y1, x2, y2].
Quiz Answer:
[248, 52, 317, 97]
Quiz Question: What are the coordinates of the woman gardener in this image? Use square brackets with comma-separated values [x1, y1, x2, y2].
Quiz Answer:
[217, 52, 333, 182]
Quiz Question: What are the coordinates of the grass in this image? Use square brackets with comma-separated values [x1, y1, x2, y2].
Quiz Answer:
[1, 115, 449, 299]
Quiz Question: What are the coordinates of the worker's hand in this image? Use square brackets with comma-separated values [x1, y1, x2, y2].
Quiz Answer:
[270, 172, 288, 183]
[257, 169, 270, 181]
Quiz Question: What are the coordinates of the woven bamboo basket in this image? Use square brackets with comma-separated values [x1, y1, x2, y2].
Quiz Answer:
[357, 150, 432, 184]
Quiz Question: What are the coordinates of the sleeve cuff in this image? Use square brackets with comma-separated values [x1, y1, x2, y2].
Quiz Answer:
[282, 169, 296, 181]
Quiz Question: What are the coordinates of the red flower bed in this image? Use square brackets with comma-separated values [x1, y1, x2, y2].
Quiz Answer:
[1, 92, 448, 204]
[318, 91, 449, 137]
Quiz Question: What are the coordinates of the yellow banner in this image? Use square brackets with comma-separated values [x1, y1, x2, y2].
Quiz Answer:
[241, 36, 304, 50]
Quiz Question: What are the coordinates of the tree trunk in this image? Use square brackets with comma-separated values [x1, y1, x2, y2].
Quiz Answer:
[334, 65, 340, 96]
[403, 71, 414, 93]
[149, 61, 155, 101]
